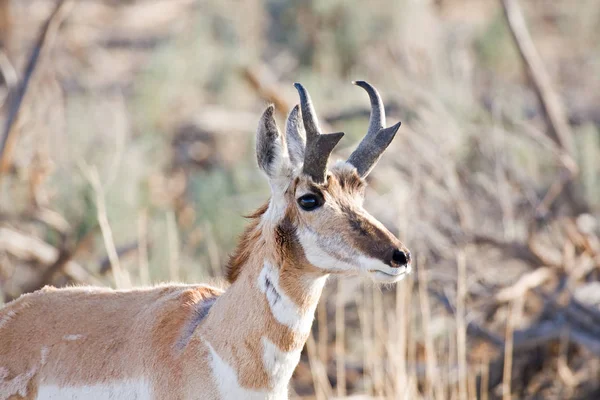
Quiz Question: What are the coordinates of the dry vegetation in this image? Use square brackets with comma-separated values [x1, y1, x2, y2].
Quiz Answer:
[1, 0, 600, 399]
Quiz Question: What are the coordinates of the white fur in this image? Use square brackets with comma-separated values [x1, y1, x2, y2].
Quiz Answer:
[357, 255, 411, 277]
[297, 228, 411, 282]
[203, 338, 270, 400]
[297, 228, 358, 272]
[63, 334, 85, 341]
[262, 189, 290, 225]
[262, 153, 294, 225]
[261, 337, 301, 395]
[36, 380, 152, 400]
[257, 262, 325, 334]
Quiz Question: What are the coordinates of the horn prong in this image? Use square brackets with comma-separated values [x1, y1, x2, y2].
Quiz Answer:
[294, 83, 344, 183]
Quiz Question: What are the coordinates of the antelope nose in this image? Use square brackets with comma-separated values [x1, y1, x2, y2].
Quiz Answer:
[392, 249, 410, 266]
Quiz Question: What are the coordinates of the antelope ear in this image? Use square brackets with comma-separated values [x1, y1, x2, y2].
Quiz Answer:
[256, 105, 290, 181]
[285, 105, 305, 170]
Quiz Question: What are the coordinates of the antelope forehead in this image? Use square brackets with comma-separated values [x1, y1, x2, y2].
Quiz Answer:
[329, 162, 366, 188]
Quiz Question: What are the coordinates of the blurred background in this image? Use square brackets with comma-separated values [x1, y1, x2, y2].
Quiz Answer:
[1, 0, 600, 398]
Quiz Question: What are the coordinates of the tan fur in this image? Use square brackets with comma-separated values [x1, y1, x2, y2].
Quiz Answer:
[210, 190, 318, 389]
[0, 197, 320, 399]
[0, 284, 223, 399]
[0, 118, 409, 399]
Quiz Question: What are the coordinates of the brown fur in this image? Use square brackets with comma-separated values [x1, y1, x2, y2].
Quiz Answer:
[226, 202, 269, 283]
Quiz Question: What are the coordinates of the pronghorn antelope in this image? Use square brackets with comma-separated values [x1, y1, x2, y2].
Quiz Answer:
[0, 81, 411, 400]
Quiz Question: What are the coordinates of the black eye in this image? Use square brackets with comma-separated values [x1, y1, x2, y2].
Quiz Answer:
[297, 194, 323, 211]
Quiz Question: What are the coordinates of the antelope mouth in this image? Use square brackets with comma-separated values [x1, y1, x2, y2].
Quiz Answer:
[368, 265, 411, 283]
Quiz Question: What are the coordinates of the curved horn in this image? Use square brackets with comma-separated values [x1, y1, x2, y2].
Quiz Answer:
[347, 81, 401, 177]
[354, 80, 385, 136]
[294, 83, 344, 183]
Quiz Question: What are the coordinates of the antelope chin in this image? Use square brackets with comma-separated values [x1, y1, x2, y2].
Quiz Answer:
[368, 265, 411, 283]
[357, 255, 411, 283]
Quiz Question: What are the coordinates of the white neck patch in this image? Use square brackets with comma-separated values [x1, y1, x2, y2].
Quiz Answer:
[261, 337, 301, 394]
[203, 338, 277, 400]
[257, 262, 325, 335]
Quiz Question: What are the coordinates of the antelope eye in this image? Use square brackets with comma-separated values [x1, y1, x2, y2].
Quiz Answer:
[297, 194, 323, 211]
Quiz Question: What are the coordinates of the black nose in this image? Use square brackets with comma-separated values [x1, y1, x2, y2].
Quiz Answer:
[392, 249, 410, 265]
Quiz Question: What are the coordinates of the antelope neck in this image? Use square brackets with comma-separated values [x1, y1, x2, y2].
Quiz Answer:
[196, 227, 327, 392]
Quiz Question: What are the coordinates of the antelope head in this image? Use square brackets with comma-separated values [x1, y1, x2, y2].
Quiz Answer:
[253, 81, 411, 284]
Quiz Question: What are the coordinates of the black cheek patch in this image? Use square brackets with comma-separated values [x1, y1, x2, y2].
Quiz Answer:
[275, 218, 297, 248]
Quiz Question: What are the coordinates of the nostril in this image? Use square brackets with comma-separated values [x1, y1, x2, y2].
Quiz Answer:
[392, 249, 409, 265]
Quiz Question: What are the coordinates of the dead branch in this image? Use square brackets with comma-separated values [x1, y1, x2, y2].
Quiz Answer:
[19, 246, 73, 296]
[500, 0, 588, 215]
[241, 65, 291, 118]
[0, 208, 70, 235]
[323, 102, 404, 125]
[98, 241, 141, 275]
[0, 0, 10, 53]
[500, 0, 576, 162]
[0, 227, 57, 264]
[0, 0, 75, 176]
[471, 232, 546, 266]
[430, 289, 505, 347]
[495, 267, 553, 303]
[0, 226, 100, 301]
[0, 49, 17, 106]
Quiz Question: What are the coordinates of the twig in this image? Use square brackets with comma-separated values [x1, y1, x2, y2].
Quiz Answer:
[417, 256, 443, 399]
[0, 226, 99, 300]
[0, 0, 75, 176]
[305, 332, 333, 400]
[20, 247, 72, 295]
[0, 49, 17, 106]
[241, 65, 290, 117]
[495, 267, 553, 303]
[323, 102, 403, 125]
[98, 241, 140, 275]
[78, 162, 128, 288]
[500, 0, 576, 161]
[431, 289, 504, 347]
[456, 251, 468, 400]
[500, 0, 587, 214]
[534, 168, 573, 218]
[480, 359, 490, 400]
[471, 232, 545, 266]
[166, 210, 180, 281]
[241, 65, 335, 133]
[334, 281, 346, 397]
[502, 295, 524, 400]
[138, 209, 150, 285]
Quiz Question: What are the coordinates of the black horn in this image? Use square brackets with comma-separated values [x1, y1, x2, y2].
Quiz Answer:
[347, 81, 401, 177]
[294, 83, 344, 183]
